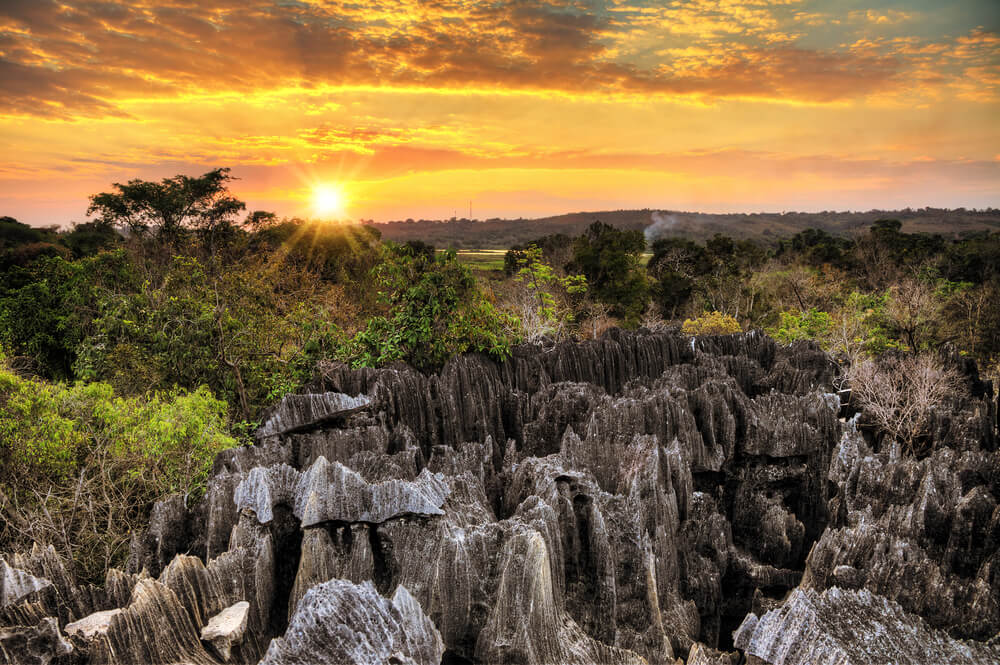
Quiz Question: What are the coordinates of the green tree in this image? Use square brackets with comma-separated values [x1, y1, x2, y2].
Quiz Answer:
[569, 221, 648, 322]
[0, 251, 134, 379]
[87, 168, 246, 246]
[511, 244, 587, 338]
[74, 254, 328, 419]
[348, 246, 519, 371]
[769, 308, 833, 345]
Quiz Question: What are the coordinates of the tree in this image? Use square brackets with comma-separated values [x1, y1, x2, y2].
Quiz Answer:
[511, 245, 586, 340]
[569, 221, 648, 322]
[885, 277, 937, 351]
[87, 168, 246, 244]
[681, 311, 742, 336]
[347, 246, 519, 371]
[848, 354, 965, 457]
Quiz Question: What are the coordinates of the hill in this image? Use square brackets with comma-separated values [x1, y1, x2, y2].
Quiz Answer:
[371, 207, 1000, 248]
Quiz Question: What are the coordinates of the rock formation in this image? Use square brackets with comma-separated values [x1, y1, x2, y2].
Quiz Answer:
[0, 329, 996, 664]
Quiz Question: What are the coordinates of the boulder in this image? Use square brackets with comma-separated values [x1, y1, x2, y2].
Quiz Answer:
[200, 601, 249, 662]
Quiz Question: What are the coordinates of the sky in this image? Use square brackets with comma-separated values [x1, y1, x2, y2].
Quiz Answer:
[1, 0, 999, 226]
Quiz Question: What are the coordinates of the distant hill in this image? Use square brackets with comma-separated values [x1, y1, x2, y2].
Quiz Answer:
[370, 208, 1000, 249]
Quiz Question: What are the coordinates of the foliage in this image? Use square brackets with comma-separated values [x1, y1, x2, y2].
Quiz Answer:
[87, 168, 246, 244]
[569, 221, 649, 322]
[681, 311, 742, 336]
[508, 244, 587, 340]
[346, 245, 519, 371]
[769, 308, 833, 345]
[74, 253, 340, 420]
[0, 251, 135, 379]
[0, 356, 237, 580]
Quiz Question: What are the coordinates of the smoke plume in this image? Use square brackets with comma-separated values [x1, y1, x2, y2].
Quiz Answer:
[644, 211, 678, 245]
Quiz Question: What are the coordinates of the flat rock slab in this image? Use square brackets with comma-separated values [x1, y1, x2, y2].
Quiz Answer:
[64, 609, 123, 641]
[257, 392, 370, 438]
[200, 600, 249, 662]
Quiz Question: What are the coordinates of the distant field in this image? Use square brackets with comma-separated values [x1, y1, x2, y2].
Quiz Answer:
[444, 249, 508, 271]
[445, 248, 652, 270]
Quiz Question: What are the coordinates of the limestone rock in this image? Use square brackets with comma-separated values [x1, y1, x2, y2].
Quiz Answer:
[294, 457, 450, 526]
[64, 608, 122, 640]
[200, 600, 249, 662]
[3, 329, 996, 664]
[257, 392, 370, 438]
[89, 578, 216, 665]
[0, 617, 72, 665]
[259, 579, 444, 665]
[0, 559, 52, 609]
[474, 530, 645, 665]
[733, 587, 1000, 665]
[233, 463, 300, 524]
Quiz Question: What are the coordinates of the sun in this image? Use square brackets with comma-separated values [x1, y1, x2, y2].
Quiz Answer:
[312, 184, 347, 217]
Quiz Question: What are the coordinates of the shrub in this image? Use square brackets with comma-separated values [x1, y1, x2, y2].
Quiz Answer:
[769, 308, 833, 345]
[346, 246, 520, 371]
[682, 311, 742, 336]
[510, 245, 587, 340]
[0, 358, 237, 581]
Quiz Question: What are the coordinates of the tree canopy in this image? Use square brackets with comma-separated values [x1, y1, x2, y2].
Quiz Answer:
[87, 167, 246, 242]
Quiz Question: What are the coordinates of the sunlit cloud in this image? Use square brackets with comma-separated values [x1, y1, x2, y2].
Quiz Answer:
[1, 1, 998, 224]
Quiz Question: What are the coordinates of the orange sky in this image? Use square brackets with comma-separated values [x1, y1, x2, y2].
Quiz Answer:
[2, 0, 998, 225]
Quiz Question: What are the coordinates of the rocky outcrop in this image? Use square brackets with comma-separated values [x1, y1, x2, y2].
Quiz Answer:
[0, 559, 52, 609]
[0, 617, 72, 665]
[257, 392, 371, 439]
[802, 418, 1000, 640]
[259, 580, 444, 665]
[1, 329, 996, 664]
[201, 601, 250, 662]
[733, 587, 1000, 664]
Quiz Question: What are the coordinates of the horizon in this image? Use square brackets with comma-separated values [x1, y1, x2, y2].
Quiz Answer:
[2, 1, 999, 226]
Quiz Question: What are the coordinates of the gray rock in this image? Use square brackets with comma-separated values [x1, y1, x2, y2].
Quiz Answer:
[0, 559, 51, 609]
[733, 587, 1000, 665]
[257, 392, 370, 438]
[3, 329, 996, 663]
[260, 579, 444, 665]
[232, 463, 300, 524]
[200, 601, 249, 662]
[64, 608, 122, 640]
[89, 578, 216, 665]
[0, 617, 72, 665]
[294, 457, 450, 526]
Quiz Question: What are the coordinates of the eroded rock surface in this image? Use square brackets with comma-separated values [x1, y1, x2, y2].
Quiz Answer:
[259, 579, 443, 665]
[733, 587, 1000, 665]
[1, 329, 996, 664]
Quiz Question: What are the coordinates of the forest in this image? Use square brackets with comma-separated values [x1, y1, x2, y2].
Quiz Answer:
[1, 168, 999, 580]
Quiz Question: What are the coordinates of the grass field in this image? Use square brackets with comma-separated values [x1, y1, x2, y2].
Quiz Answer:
[447, 249, 508, 271]
[446, 249, 653, 271]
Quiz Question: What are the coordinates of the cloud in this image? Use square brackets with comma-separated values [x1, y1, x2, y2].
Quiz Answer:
[2, 0, 995, 119]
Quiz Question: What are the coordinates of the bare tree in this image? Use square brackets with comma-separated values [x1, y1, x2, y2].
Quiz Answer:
[885, 278, 936, 351]
[848, 354, 965, 456]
